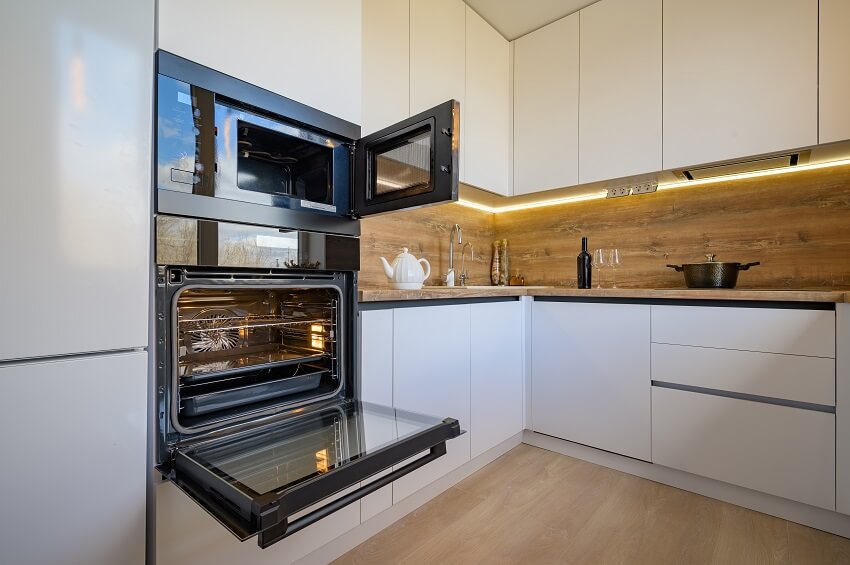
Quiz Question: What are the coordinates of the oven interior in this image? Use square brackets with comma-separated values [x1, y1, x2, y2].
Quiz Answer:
[173, 286, 341, 430]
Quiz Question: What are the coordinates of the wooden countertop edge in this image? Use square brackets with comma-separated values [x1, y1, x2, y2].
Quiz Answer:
[358, 288, 849, 303]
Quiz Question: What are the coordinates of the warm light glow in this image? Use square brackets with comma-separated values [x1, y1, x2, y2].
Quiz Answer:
[310, 324, 324, 349]
[316, 449, 329, 473]
[658, 158, 850, 191]
[457, 191, 608, 214]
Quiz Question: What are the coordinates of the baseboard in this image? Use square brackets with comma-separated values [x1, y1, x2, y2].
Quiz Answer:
[295, 432, 524, 565]
[523, 430, 850, 539]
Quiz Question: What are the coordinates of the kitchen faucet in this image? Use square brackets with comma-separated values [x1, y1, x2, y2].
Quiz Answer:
[447, 224, 462, 286]
[459, 242, 473, 287]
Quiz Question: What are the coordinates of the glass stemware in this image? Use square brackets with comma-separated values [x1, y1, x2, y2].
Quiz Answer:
[592, 249, 606, 288]
[608, 248, 621, 288]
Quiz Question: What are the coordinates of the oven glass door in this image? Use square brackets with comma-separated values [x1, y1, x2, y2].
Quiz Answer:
[353, 100, 459, 216]
[164, 399, 461, 548]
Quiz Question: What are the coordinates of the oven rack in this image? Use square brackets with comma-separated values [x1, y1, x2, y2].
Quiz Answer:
[179, 345, 331, 383]
[180, 317, 334, 335]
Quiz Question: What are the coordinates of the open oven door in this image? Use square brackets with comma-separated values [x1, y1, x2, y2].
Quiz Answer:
[160, 399, 461, 548]
[353, 100, 460, 217]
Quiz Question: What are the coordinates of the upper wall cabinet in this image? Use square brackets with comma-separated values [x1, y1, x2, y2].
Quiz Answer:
[362, 0, 409, 136]
[158, 0, 362, 125]
[410, 0, 466, 179]
[819, 0, 850, 144]
[662, 0, 818, 170]
[514, 13, 580, 195]
[464, 6, 511, 195]
[579, 0, 662, 184]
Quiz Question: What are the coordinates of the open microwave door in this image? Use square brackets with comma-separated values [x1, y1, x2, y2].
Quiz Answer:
[160, 399, 460, 548]
[353, 101, 459, 217]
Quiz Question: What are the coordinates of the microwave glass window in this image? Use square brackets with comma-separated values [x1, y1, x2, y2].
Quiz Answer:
[236, 120, 334, 205]
[373, 126, 432, 198]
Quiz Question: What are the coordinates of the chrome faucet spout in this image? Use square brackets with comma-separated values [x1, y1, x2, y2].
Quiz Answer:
[447, 224, 462, 285]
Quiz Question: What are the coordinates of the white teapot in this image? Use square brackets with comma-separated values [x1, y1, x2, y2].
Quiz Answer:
[379, 248, 431, 290]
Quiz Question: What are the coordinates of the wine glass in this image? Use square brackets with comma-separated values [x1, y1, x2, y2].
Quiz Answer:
[592, 249, 606, 288]
[608, 248, 621, 288]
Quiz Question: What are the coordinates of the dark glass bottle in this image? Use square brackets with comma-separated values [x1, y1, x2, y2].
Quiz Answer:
[577, 237, 592, 289]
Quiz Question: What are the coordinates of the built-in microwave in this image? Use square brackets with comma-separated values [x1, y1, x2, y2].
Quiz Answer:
[156, 51, 459, 234]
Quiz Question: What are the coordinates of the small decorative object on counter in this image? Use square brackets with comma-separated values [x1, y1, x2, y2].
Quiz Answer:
[499, 239, 509, 285]
[379, 247, 432, 290]
[490, 241, 501, 285]
[577, 237, 592, 289]
[509, 270, 525, 286]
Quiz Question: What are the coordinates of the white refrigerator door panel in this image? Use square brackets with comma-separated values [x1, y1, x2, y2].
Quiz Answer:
[0, 352, 148, 565]
[0, 0, 153, 360]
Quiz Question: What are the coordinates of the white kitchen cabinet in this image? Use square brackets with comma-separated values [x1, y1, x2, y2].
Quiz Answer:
[513, 13, 579, 194]
[531, 301, 651, 461]
[652, 386, 835, 510]
[838, 304, 850, 514]
[361, 0, 409, 136]
[0, 0, 152, 360]
[392, 304, 471, 503]
[578, 0, 662, 184]
[819, 0, 850, 144]
[0, 352, 147, 565]
[470, 301, 523, 458]
[158, 0, 362, 125]
[464, 6, 511, 195]
[662, 0, 817, 170]
[358, 308, 394, 521]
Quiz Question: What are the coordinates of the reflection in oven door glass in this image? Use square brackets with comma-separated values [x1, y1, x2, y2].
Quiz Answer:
[374, 127, 432, 197]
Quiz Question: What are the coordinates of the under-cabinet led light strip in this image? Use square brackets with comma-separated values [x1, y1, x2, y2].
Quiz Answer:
[456, 158, 850, 214]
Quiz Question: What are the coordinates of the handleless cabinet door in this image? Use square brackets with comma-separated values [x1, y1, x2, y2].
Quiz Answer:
[159, 0, 362, 125]
[464, 6, 511, 195]
[579, 0, 662, 184]
[513, 13, 579, 194]
[392, 304, 471, 503]
[0, 0, 153, 360]
[0, 352, 147, 565]
[362, 0, 410, 136]
[819, 0, 850, 144]
[662, 0, 817, 170]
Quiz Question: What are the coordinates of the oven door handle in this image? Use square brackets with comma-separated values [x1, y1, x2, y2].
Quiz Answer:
[258, 442, 447, 548]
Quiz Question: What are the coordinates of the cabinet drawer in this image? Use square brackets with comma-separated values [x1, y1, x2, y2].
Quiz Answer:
[652, 386, 835, 510]
[651, 306, 835, 358]
[651, 343, 835, 406]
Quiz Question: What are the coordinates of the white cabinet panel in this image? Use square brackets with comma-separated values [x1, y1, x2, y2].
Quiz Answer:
[470, 301, 523, 458]
[652, 343, 835, 406]
[579, 0, 662, 184]
[652, 386, 835, 510]
[531, 301, 651, 461]
[392, 304, 471, 503]
[819, 0, 850, 144]
[0, 352, 147, 565]
[651, 305, 835, 358]
[662, 0, 817, 169]
[0, 0, 152, 360]
[159, 0, 362, 125]
[464, 6, 511, 195]
[358, 308, 394, 520]
[837, 304, 850, 514]
[513, 13, 579, 194]
[362, 0, 409, 136]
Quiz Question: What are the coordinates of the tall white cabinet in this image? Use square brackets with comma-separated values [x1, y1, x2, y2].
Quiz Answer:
[579, 0, 662, 184]
[819, 0, 850, 144]
[513, 13, 580, 195]
[662, 0, 818, 170]
[361, 0, 409, 136]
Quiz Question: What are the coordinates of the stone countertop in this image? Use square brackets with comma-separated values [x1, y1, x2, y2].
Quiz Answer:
[358, 286, 849, 303]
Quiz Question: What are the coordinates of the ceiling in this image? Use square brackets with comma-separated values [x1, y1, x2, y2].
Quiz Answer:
[463, 0, 599, 40]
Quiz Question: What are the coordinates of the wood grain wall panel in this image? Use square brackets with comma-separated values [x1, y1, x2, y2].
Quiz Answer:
[496, 165, 850, 289]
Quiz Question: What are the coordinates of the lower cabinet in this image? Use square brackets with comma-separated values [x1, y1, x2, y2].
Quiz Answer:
[0, 352, 147, 565]
[531, 301, 651, 461]
[652, 386, 835, 510]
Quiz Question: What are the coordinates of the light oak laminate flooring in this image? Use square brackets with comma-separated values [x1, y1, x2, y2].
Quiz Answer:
[334, 444, 850, 565]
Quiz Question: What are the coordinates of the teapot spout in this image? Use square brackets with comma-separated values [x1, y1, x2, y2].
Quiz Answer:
[379, 256, 394, 279]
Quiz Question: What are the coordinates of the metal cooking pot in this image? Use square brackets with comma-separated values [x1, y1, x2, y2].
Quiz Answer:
[666, 254, 760, 289]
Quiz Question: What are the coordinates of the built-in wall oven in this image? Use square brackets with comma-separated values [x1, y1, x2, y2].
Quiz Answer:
[154, 52, 462, 548]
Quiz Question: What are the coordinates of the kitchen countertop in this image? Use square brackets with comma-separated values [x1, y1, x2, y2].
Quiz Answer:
[358, 286, 849, 303]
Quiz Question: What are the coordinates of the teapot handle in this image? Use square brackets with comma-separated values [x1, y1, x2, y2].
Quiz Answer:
[419, 258, 431, 281]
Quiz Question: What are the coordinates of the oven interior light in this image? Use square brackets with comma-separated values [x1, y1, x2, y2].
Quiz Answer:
[316, 449, 329, 474]
[310, 324, 324, 349]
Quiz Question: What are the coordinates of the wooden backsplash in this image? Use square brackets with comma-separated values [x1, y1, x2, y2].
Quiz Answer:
[361, 164, 850, 290]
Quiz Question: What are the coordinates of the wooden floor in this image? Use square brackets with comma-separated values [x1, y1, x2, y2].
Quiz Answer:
[334, 444, 850, 565]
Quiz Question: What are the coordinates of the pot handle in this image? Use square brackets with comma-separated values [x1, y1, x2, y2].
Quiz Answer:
[666, 264, 684, 272]
[738, 262, 761, 271]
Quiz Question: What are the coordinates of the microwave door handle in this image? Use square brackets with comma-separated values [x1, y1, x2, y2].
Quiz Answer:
[258, 442, 447, 548]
